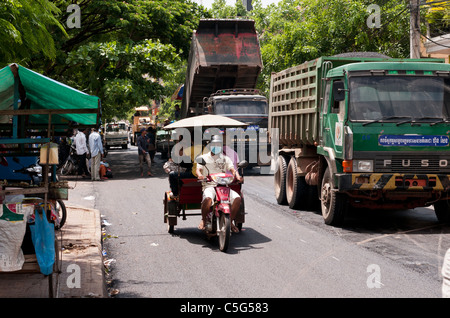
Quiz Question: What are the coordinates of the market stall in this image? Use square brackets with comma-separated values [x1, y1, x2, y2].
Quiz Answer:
[0, 63, 100, 297]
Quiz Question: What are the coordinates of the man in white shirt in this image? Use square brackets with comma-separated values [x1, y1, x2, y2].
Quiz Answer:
[73, 128, 90, 178]
[196, 135, 243, 233]
[88, 127, 104, 181]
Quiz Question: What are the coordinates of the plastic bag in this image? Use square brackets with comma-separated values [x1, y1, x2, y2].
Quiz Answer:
[29, 208, 55, 275]
[163, 160, 186, 174]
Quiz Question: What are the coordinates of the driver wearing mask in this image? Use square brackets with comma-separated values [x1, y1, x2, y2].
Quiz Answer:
[196, 135, 243, 233]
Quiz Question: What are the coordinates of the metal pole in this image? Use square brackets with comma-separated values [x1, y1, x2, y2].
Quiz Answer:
[410, 0, 421, 59]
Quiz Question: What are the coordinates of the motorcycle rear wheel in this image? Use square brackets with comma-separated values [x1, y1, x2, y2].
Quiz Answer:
[218, 213, 231, 252]
[60, 161, 74, 176]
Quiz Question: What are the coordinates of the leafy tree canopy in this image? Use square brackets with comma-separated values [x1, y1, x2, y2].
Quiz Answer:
[0, 0, 66, 64]
[246, 0, 412, 94]
[1, 0, 210, 122]
[1, 0, 445, 122]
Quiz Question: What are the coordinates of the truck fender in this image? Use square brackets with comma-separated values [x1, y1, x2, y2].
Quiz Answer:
[322, 147, 337, 175]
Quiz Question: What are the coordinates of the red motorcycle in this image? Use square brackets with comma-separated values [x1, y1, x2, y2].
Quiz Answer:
[203, 171, 238, 252]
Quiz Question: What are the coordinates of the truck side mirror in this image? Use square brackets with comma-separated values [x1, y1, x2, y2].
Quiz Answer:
[333, 81, 346, 102]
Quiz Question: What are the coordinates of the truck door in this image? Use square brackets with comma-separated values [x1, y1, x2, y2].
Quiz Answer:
[319, 80, 331, 146]
[322, 79, 345, 158]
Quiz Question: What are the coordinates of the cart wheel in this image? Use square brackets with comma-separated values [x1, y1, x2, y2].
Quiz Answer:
[164, 193, 174, 233]
[165, 193, 178, 233]
[218, 214, 231, 252]
[164, 193, 168, 224]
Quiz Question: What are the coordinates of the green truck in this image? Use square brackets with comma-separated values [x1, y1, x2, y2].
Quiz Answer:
[269, 55, 450, 226]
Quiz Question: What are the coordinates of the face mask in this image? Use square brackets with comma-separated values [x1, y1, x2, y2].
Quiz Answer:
[211, 146, 222, 154]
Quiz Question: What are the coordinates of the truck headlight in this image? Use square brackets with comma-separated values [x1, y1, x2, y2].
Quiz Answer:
[353, 160, 373, 172]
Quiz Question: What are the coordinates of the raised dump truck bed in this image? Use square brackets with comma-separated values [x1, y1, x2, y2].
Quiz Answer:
[181, 19, 263, 118]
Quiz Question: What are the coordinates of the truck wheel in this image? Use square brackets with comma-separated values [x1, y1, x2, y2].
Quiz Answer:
[434, 200, 450, 223]
[274, 155, 288, 205]
[320, 167, 346, 226]
[286, 157, 308, 210]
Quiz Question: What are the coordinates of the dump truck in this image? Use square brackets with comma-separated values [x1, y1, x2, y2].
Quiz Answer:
[181, 19, 269, 167]
[269, 54, 450, 226]
[105, 121, 129, 149]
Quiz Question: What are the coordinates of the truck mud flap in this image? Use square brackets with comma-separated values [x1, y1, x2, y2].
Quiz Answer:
[338, 173, 450, 191]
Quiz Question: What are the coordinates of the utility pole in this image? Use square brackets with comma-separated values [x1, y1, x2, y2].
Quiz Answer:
[410, 0, 421, 59]
[242, 0, 253, 11]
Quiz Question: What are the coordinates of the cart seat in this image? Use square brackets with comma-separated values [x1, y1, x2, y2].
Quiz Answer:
[179, 178, 202, 204]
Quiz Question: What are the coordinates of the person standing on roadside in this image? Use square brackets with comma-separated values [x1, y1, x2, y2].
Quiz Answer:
[137, 128, 153, 177]
[146, 126, 157, 162]
[89, 127, 104, 181]
[73, 128, 90, 178]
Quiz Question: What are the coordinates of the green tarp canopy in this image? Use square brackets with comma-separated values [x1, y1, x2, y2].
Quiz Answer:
[0, 64, 100, 131]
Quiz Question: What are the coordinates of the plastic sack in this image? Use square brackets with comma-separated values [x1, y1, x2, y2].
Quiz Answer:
[29, 208, 55, 275]
[443, 248, 450, 298]
[0, 204, 34, 271]
[163, 160, 186, 174]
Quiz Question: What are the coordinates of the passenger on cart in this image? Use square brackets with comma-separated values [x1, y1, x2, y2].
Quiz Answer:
[167, 135, 204, 200]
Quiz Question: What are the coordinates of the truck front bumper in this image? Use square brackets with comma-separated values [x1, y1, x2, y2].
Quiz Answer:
[337, 173, 450, 192]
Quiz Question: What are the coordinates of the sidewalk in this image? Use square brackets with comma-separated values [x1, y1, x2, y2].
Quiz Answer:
[0, 204, 107, 298]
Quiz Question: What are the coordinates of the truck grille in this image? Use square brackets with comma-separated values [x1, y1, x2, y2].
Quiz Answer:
[374, 154, 450, 173]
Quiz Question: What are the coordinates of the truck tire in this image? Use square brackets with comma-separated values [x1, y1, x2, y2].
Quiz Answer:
[434, 200, 450, 223]
[286, 156, 309, 210]
[320, 167, 346, 226]
[274, 155, 288, 205]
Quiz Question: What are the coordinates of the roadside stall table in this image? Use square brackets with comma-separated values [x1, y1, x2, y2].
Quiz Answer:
[0, 63, 100, 297]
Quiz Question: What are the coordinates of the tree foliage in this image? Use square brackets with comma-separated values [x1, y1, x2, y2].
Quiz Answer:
[48, 0, 210, 121]
[426, 0, 450, 37]
[0, 0, 66, 65]
[1, 0, 210, 121]
[246, 0, 412, 94]
[1, 0, 441, 122]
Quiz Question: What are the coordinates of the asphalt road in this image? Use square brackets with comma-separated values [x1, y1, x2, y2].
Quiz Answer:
[67, 145, 449, 299]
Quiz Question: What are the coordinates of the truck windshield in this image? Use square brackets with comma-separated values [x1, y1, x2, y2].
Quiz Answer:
[107, 124, 126, 132]
[214, 100, 268, 115]
[348, 76, 450, 122]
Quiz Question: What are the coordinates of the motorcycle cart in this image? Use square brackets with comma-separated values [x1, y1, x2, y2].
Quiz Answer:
[162, 115, 248, 251]
[163, 175, 246, 233]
